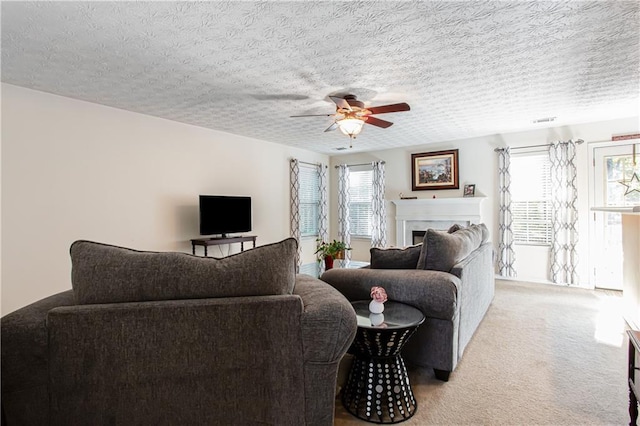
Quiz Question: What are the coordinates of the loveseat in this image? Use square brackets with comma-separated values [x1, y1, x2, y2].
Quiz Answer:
[321, 224, 494, 381]
[1, 238, 357, 425]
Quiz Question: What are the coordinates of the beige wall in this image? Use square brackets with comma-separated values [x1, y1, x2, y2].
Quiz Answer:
[329, 116, 639, 286]
[1, 84, 328, 314]
[2, 83, 638, 313]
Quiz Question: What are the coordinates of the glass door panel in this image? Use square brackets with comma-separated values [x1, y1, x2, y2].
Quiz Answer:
[593, 143, 639, 290]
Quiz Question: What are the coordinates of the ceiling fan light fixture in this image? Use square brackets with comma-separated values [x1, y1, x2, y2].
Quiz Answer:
[337, 118, 364, 138]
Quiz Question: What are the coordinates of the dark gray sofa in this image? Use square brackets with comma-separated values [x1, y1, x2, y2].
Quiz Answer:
[1, 238, 357, 425]
[321, 224, 494, 381]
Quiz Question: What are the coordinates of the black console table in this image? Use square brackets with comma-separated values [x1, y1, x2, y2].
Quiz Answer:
[190, 236, 257, 257]
[628, 330, 640, 425]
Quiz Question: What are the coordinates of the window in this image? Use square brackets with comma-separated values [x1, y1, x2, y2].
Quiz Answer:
[299, 165, 320, 237]
[510, 152, 552, 245]
[349, 169, 373, 237]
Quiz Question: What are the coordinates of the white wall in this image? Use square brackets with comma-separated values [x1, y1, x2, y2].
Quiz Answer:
[329, 117, 639, 286]
[1, 84, 328, 314]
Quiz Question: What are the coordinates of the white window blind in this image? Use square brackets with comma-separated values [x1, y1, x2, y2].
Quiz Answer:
[510, 152, 552, 245]
[349, 169, 373, 237]
[299, 165, 320, 237]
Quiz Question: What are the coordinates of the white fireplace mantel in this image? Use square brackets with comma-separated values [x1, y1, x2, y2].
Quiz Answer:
[391, 197, 486, 246]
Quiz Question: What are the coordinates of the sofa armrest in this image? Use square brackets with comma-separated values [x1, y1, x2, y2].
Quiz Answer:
[320, 268, 460, 320]
[292, 274, 358, 426]
[450, 241, 495, 357]
[293, 274, 357, 363]
[1, 290, 75, 426]
[1, 290, 75, 393]
[450, 242, 493, 277]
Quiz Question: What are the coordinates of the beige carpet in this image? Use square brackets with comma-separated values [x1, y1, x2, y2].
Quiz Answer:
[334, 279, 630, 425]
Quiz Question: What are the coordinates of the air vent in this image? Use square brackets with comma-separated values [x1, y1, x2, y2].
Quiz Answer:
[533, 117, 556, 124]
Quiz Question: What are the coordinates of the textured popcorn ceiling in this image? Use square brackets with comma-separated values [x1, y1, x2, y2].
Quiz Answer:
[2, 1, 639, 154]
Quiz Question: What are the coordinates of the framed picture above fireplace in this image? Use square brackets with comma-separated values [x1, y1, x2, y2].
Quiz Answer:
[411, 149, 459, 191]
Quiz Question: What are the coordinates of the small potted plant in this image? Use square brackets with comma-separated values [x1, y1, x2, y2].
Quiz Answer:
[315, 238, 351, 270]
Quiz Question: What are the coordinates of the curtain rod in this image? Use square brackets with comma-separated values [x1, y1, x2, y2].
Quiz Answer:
[292, 159, 326, 167]
[334, 161, 386, 168]
[494, 139, 584, 152]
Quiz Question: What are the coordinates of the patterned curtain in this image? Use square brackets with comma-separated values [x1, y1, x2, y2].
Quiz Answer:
[318, 163, 329, 243]
[289, 159, 301, 270]
[337, 164, 352, 260]
[549, 141, 579, 285]
[371, 161, 387, 248]
[497, 148, 517, 277]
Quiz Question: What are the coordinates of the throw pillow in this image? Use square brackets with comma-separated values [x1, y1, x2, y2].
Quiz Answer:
[447, 223, 463, 233]
[416, 224, 463, 269]
[416, 223, 489, 270]
[422, 226, 485, 272]
[70, 238, 298, 305]
[475, 223, 490, 243]
[370, 244, 422, 269]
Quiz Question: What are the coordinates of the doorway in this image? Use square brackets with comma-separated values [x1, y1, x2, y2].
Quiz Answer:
[591, 142, 640, 290]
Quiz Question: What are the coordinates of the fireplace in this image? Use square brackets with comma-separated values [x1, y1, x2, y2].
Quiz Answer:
[411, 224, 460, 244]
[412, 231, 425, 245]
[391, 197, 485, 247]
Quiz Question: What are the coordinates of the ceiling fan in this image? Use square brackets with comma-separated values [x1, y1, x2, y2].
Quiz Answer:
[291, 94, 410, 146]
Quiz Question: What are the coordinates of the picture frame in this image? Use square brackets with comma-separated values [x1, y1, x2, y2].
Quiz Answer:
[463, 184, 476, 197]
[411, 149, 459, 191]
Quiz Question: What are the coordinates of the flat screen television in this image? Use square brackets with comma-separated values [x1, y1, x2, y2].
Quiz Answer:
[199, 195, 252, 237]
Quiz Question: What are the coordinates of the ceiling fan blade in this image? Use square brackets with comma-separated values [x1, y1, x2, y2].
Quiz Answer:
[324, 122, 339, 132]
[367, 103, 411, 115]
[290, 114, 334, 117]
[330, 96, 352, 111]
[365, 116, 394, 128]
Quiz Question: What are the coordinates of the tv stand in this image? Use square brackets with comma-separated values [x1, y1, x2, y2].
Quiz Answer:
[190, 235, 257, 257]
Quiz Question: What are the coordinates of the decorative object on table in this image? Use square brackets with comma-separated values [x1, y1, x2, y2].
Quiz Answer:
[398, 192, 418, 200]
[411, 149, 459, 191]
[618, 143, 640, 196]
[620, 172, 640, 196]
[369, 286, 388, 313]
[463, 183, 476, 197]
[369, 313, 386, 326]
[315, 238, 351, 270]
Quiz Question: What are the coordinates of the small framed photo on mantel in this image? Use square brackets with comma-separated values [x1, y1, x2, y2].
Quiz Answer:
[463, 184, 476, 197]
[411, 149, 459, 191]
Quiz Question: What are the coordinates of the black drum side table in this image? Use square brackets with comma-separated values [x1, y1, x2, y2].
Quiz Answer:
[342, 300, 425, 424]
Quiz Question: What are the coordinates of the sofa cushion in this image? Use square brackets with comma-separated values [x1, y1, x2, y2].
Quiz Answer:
[70, 238, 298, 304]
[422, 225, 486, 272]
[370, 244, 422, 269]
